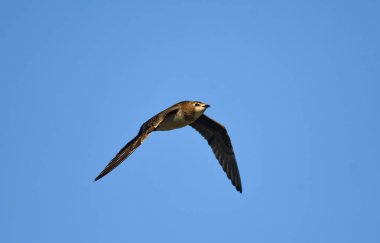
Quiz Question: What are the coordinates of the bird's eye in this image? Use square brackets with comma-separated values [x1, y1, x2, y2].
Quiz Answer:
[195, 103, 200, 106]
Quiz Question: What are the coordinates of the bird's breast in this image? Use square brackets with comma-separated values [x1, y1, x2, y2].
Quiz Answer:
[156, 111, 194, 131]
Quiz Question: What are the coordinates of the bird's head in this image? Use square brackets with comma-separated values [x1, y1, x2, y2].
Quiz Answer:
[180, 101, 210, 120]
[191, 101, 210, 113]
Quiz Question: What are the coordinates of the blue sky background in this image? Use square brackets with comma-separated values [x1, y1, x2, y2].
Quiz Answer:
[1, 0, 379, 242]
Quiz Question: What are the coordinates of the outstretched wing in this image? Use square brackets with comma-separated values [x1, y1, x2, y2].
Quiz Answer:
[95, 105, 179, 181]
[190, 114, 242, 193]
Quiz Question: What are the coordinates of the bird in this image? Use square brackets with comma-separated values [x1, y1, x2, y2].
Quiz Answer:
[95, 101, 242, 193]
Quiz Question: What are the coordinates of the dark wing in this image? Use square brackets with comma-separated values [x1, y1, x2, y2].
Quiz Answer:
[95, 105, 179, 181]
[190, 114, 242, 193]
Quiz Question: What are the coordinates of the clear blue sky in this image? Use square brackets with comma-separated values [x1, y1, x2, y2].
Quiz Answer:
[1, 0, 379, 242]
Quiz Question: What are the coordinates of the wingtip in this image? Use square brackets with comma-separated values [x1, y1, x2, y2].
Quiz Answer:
[236, 185, 242, 193]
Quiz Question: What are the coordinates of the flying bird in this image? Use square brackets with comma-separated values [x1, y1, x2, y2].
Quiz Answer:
[95, 101, 242, 193]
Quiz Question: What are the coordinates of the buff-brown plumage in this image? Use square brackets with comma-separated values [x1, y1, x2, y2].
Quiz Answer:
[95, 101, 242, 193]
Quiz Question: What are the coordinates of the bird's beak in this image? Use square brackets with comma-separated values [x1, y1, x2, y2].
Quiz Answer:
[204, 104, 210, 108]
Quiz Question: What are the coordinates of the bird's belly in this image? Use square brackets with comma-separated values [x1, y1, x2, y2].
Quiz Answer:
[156, 113, 191, 131]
